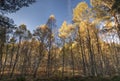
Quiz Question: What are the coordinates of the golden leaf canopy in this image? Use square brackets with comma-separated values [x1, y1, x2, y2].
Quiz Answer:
[73, 2, 88, 22]
[59, 21, 75, 39]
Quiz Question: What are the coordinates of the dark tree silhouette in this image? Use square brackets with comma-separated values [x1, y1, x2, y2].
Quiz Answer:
[0, 0, 36, 14]
[0, 15, 15, 78]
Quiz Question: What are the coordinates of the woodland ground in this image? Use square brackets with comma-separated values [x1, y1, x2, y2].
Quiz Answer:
[0, 75, 120, 81]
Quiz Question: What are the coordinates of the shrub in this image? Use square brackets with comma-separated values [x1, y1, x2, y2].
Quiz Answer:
[112, 76, 120, 81]
[16, 76, 26, 81]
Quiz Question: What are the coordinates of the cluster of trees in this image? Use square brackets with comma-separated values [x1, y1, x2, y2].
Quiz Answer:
[0, 0, 120, 79]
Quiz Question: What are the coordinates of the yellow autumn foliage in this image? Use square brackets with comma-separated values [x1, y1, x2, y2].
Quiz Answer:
[59, 21, 75, 39]
[91, 0, 114, 9]
[79, 21, 88, 33]
[58, 33, 68, 39]
[72, 41, 77, 48]
[105, 21, 114, 29]
[40, 24, 48, 30]
[59, 21, 68, 33]
[73, 2, 88, 22]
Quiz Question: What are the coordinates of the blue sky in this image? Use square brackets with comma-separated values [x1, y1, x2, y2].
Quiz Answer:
[6, 0, 90, 31]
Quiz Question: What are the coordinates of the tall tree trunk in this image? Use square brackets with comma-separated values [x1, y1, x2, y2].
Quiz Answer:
[77, 27, 87, 76]
[62, 40, 65, 78]
[79, 39, 86, 76]
[114, 44, 119, 74]
[87, 28, 96, 76]
[95, 31, 105, 76]
[9, 43, 15, 75]
[1, 43, 9, 78]
[70, 41, 75, 76]
[10, 36, 21, 78]
[47, 45, 51, 77]
[0, 43, 4, 79]
[27, 46, 32, 75]
[33, 43, 44, 78]
[20, 47, 29, 77]
[0, 27, 6, 79]
[46, 33, 53, 77]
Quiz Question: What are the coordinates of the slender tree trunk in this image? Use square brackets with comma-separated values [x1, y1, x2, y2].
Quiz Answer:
[27, 46, 32, 75]
[0, 27, 6, 79]
[62, 40, 65, 78]
[95, 31, 105, 76]
[10, 36, 21, 78]
[47, 45, 51, 77]
[0, 43, 4, 79]
[53, 48, 57, 76]
[9, 43, 15, 75]
[87, 28, 96, 76]
[113, 44, 120, 74]
[1, 43, 9, 77]
[91, 43, 98, 76]
[82, 43, 89, 76]
[77, 27, 87, 76]
[79, 40, 86, 76]
[33, 43, 44, 78]
[70, 41, 75, 76]
[21, 47, 29, 77]
[46, 33, 53, 77]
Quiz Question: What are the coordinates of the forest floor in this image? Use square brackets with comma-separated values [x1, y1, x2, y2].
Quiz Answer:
[0, 75, 120, 81]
